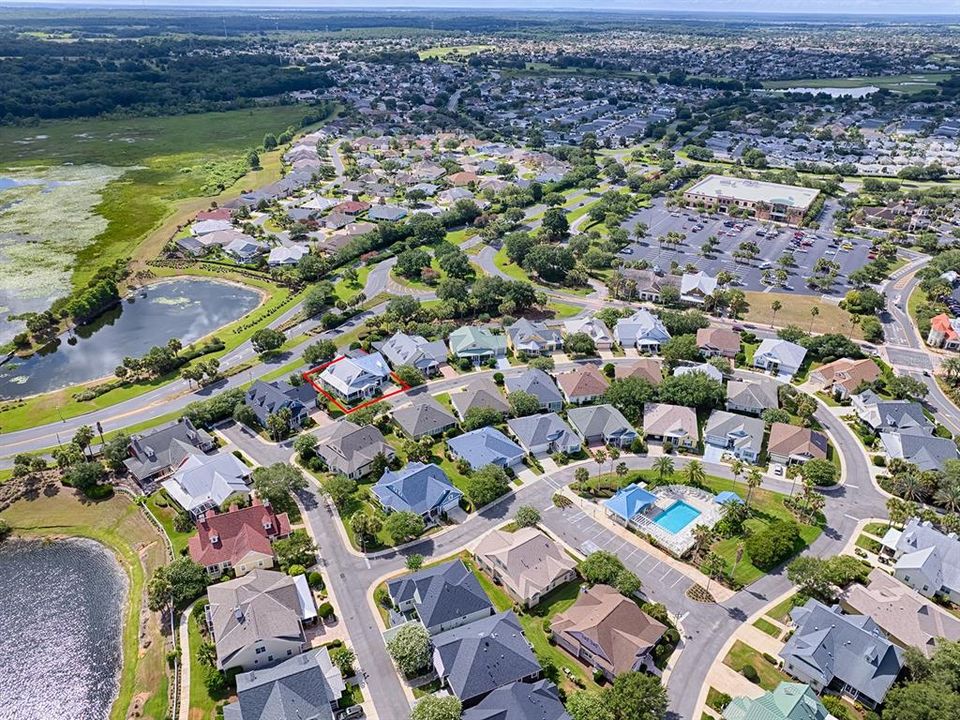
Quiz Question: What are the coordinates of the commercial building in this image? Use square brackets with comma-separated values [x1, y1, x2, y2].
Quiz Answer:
[683, 174, 820, 225]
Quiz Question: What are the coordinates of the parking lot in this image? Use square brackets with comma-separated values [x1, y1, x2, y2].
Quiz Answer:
[617, 199, 873, 297]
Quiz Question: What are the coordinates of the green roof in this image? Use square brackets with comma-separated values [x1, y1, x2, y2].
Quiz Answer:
[723, 683, 831, 720]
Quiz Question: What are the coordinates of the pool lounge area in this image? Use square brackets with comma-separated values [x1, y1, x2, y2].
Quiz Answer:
[604, 484, 726, 557]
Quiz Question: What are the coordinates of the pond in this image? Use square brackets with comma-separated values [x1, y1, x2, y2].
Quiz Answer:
[769, 85, 879, 98]
[0, 537, 127, 720]
[0, 277, 261, 398]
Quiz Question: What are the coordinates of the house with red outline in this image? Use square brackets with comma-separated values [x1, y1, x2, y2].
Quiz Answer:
[316, 351, 392, 404]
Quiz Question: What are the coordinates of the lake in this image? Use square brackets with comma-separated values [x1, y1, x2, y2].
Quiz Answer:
[0, 537, 127, 720]
[0, 277, 261, 398]
[770, 85, 879, 98]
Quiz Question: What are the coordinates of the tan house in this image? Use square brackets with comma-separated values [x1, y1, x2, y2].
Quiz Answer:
[615, 358, 663, 385]
[555, 364, 609, 405]
[474, 527, 577, 607]
[840, 568, 960, 658]
[809, 358, 881, 400]
[696, 327, 741, 359]
[643, 403, 698, 449]
[550, 584, 666, 681]
[767, 423, 828, 465]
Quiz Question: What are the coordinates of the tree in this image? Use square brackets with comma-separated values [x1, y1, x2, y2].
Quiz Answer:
[252, 463, 307, 515]
[273, 530, 317, 570]
[541, 207, 570, 241]
[565, 332, 597, 357]
[386, 622, 432, 676]
[394, 364, 426, 388]
[350, 512, 383, 550]
[101, 433, 131, 472]
[514, 505, 541, 528]
[660, 335, 701, 366]
[579, 550, 626, 586]
[384, 511, 425, 544]
[787, 555, 836, 602]
[251, 327, 285, 355]
[330, 646, 356, 677]
[406, 554, 424, 571]
[653, 456, 674, 483]
[574, 466, 590, 491]
[64, 461, 105, 492]
[887, 375, 929, 401]
[691, 524, 714, 561]
[466, 464, 511, 508]
[266, 406, 293, 441]
[411, 694, 462, 720]
[147, 557, 207, 611]
[615, 568, 643, 597]
[509, 390, 542, 418]
[395, 248, 432, 279]
[800, 458, 838, 487]
[566, 691, 611, 720]
[319, 474, 357, 509]
[294, 433, 319, 461]
[603, 377, 657, 424]
[73, 424, 95, 458]
[657, 373, 725, 410]
[809, 305, 820, 332]
[462, 406, 504, 431]
[745, 520, 800, 569]
[263, 132, 278, 150]
[700, 551, 727, 593]
[683, 460, 706, 488]
[606, 671, 669, 720]
[770, 300, 782, 327]
[745, 467, 762, 507]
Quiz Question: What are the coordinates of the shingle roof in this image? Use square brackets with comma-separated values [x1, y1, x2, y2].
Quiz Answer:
[767, 423, 828, 461]
[474, 527, 576, 602]
[505, 369, 564, 408]
[450, 378, 510, 419]
[853, 391, 933, 433]
[879, 431, 958, 471]
[387, 559, 493, 630]
[705, 410, 765, 454]
[372, 462, 462, 515]
[894, 518, 960, 594]
[506, 319, 562, 351]
[726, 378, 779, 410]
[449, 327, 506, 356]
[507, 413, 579, 451]
[161, 452, 252, 514]
[696, 327, 741, 354]
[189, 500, 290, 569]
[392, 397, 458, 437]
[461, 680, 570, 720]
[433, 611, 542, 704]
[555, 365, 609, 400]
[316, 420, 394, 476]
[614, 358, 663, 385]
[642, 403, 698, 441]
[566, 404, 635, 443]
[755, 339, 807, 370]
[448, 427, 525, 470]
[124, 418, 212, 481]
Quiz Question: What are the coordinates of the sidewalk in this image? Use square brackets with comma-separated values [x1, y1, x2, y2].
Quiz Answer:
[177, 602, 195, 720]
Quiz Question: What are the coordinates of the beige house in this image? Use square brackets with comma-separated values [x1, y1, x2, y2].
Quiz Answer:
[550, 584, 666, 681]
[643, 403, 699, 449]
[615, 358, 663, 385]
[767, 423, 828, 465]
[474, 527, 577, 607]
[555, 364, 609, 405]
[809, 358, 881, 400]
[696, 327, 741, 359]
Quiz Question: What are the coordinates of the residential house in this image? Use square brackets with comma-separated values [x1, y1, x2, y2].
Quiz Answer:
[674, 363, 724, 382]
[884, 518, 960, 603]
[551, 584, 666, 681]
[432, 611, 542, 706]
[726, 378, 779, 416]
[840, 568, 960, 658]
[506, 319, 562, 356]
[809, 358, 881, 400]
[387, 559, 494, 635]
[505, 369, 564, 412]
[926, 313, 960, 351]
[851, 390, 933, 435]
[123, 418, 214, 484]
[224, 237, 267, 263]
[555, 364, 609, 405]
[448, 327, 507, 364]
[318, 352, 392, 404]
[450, 377, 510, 420]
[267, 244, 308, 267]
[245, 380, 314, 429]
[723, 682, 833, 720]
[461, 680, 570, 720]
[642, 403, 699, 449]
[696, 327, 741, 359]
[315, 421, 396, 480]
[474, 527, 577, 607]
[767, 423, 829, 465]
[372, 462, 463, 522]
[704, 410, 765, 463]
[161, 452, 252, 517]
[332, 200, 371, 216]
[376, 332, 447, 377]
[779, 599, 903, 707]
[753, 339, 808, 378]
[616, 268, 680, 303]
[604, 484, 657, 526]
[614, 309, 671, 352]
[879, 431, 959, 471]
[680, 271, 717, 304]
[368, 204, 408, 222]
[322, 212, 352, 230]
[392, 397, 458, 440]
[507, 413, 581, 456]
[615, 358, 663, 385]
[566, 404, 637, 448]
[193, 219, 234, 235]
[206, 569, 317, 671]
[223, 647, 345, 720]
[448, 427, 525, 471]
[189, 499, 291, 577]
[564, 316, 613, 351]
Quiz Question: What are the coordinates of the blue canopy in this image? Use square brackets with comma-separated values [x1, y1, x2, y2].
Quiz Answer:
[604, 483, 657, 521]
[715, 490, 745, 505]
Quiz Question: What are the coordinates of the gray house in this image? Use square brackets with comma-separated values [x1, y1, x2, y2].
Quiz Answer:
[315, 421, 396, 479]
[852, 390, 934, 435]
[392, 397, 459, 439]
[376, 332, 448, 376]
[461, 680, 569, 720]
[566, 404, 637, 448]
[372, 462, 462, 522]
[244, 380, 314, 429]
[506, 319, 562, 356]
[753, 339, 807, 379]
[879, 432, 959, 471]
[450, 377, 510, 420]
[223, 647, 345, 720]
[507, 413, 581, 456]
[779, 599, 903, 708]
[124, 418, 214, 484]
[725, 378, 779, 416]
[387, 559, 494, 635]
[447, 426, 526, 470]
[704, 410, 765, 463]
[432, 611, 542, 706]
[885, 518, 960, 604]
[505, 369, 564, 412]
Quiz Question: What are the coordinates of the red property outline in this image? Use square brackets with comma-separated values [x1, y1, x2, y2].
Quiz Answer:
[302, 355, 411, 414]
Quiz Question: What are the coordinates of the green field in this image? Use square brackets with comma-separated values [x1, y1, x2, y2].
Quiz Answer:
[418, 44, 494, 60]
[763, 73, 954, 94]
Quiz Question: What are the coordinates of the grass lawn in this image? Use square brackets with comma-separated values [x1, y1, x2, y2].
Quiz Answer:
[418, 44, 494, 60]
[743, 292, 862, 338]
[864, 521, 890, 536]
[762, 73, 954, 94]
[334, 265, 371, 302]
[856, 534, 883, 554]
[723, 640, 790, 691]
[493, 245, 531, 283]
[144, 490, 194, 556]
[706, 687, 731, 713]
[187, 608, 226, 720]
[545, 300, 583, 319]
[765, 593, 800, 624]
[753, 617, 782, 638]
[338, 683, 364, 708]
[0, 489, 170, 720]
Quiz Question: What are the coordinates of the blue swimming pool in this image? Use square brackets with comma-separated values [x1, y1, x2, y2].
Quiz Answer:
[652, 500, 701, 534]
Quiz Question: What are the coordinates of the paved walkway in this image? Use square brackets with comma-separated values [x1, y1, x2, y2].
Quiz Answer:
[177, 601, 195, 720]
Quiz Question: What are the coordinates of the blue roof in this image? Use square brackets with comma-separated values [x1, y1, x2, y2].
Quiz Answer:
[372, 462, 462, 516]
[447, 427, 525, 470]
[603, 483, 657, 521]
[715, 491, 745, 505]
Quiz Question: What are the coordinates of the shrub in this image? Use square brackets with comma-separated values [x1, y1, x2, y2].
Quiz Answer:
[872, 455, 886, 467]
[374, 586, 392, 609]
[307, 571, 324, 589]
[287, 564, 306, 577]
[762, 652, 778, 665]
[821, 695, 852, 720]
[741, 665, 760, 683]
[317, 602, 335, 620]
[745, 520, 800, 570]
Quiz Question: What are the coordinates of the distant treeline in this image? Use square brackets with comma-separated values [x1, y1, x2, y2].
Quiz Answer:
[0, 35, 333, 122]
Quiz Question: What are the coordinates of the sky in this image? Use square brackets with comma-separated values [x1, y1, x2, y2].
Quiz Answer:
[3, 0, 959, 14]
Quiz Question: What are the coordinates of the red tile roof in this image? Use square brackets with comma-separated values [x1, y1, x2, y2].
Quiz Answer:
[333, 200, 371, 215]
[195, 208, 233, 222]
[931, 314, 957, 341]
[188, 499, 290, 569]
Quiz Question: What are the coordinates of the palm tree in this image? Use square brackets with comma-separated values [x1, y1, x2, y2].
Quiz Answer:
[886, 496, 909, 528]
[684, 460, 706, 488]
[896, 470, 927, 502]
[943, 357, 960, 386]
[574, 466, 590, 493]
[809, 305, 820, 332]
[691, 524, 714, 561]
[770, 300, 782, 328]
[701, 551, 726, 595]
[935, 482, 960, 513]
[594, 450, 607, 484]
[653, 456, 674, 485]
[730, 458, 744, 487]
[607, 446, 621, 477]
[616, 462, 629, 482]
[746, 467, 762, 508]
